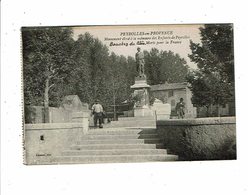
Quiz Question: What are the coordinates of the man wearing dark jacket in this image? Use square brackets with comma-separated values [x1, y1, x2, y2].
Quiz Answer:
[176, 98, 185, 119]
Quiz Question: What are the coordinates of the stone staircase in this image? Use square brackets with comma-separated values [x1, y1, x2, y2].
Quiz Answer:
[53, 127, 178, 164]
[103, 116, 157, 128]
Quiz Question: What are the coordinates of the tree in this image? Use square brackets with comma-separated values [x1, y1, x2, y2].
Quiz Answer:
[106, 53, 133, 105]
[65, 32, 113, 107]
[187, 24, 235, 116]
[159, 51, 189, 83]
[68, 33, 134, 109]
[144, 48, 189, 85]
[22, 27, 76, 122]
[23, 30, 141, 122]
[144, 48, 162, 84]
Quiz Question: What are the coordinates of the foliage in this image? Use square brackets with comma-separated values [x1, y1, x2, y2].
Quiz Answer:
[187, 24, 235, 110]
[144, 48, 189, 85]
[22, 27, 76, 107]
[23, 29, 191, 117]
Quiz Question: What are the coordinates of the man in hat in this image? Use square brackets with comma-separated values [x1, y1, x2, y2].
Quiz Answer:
[91, 99, 104, 128]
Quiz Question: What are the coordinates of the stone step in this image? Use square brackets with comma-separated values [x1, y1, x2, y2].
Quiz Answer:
[118, 116, 156, 121]
[71, 143, 164, 150]
[88, 128, 157, 135]
[81, 134, 160, 140]
[103, 120, 156, 128]
[79, 138, 162, 145]
[62, 149, 167, 156]
[52, 154, 178, 164]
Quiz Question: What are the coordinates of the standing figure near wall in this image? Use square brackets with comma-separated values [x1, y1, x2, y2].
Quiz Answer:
[176, 98, 185, 119]
[91, 99, 104, 128]
[135, 47, 145, 77]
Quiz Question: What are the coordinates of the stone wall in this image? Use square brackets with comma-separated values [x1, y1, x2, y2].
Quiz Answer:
[25, 106, 71, 123]
[156, 117, 236, 161]
[24, 122, 86, 165]
[25, 106, 45, 123]
[24, 95, 90, 124]
[25, 106, 90, 124]
[48, 107, 71, 123]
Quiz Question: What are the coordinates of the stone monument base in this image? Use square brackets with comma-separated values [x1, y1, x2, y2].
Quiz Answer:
[131, 75, 150, 89]
[131, 75, 154, 117]
[151, 99, 171, 120]
[134, 107, 154, 117]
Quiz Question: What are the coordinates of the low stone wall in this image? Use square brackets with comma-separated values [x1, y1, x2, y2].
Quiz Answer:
[25, 105, 91, 124]
[48, 107, 71, 123]
[24, 123, 85, 165]
[156, 117, 236, 161]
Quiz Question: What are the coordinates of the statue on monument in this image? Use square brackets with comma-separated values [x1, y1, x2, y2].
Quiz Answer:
[131, 48, 154, 117]
[135, 47, 145, 77]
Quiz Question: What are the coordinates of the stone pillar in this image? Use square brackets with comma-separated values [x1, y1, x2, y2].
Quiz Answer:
[131, 75, 154, 117]
[71, 111, 89, 135]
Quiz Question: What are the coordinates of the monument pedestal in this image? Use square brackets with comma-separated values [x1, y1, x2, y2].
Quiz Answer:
[131, 75, 154, 117]
[134, 107, 154, 117]
[151, 98, 171, 120]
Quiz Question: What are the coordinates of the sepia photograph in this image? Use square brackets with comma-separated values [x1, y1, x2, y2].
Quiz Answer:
[22, 24, 236, 165]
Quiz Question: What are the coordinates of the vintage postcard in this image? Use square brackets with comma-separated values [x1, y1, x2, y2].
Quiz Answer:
[22, 24, 236, 165]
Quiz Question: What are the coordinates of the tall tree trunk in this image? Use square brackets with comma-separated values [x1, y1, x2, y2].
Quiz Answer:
[44, 78, 50, 123]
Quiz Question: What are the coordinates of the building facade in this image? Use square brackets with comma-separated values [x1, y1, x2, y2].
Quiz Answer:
[150, 82, 197, 118]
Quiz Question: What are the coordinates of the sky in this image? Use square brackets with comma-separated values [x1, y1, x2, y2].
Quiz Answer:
[73, 24, 203, 69]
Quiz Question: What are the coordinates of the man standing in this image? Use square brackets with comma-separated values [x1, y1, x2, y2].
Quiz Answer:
[91, 99, 104, 128]
[135, 47, 145, 76]
[176, 98, 185, 119]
